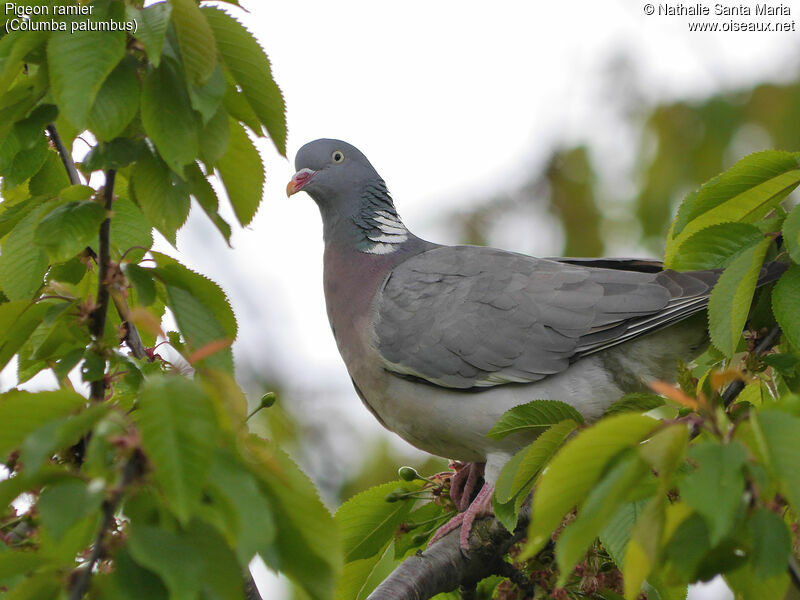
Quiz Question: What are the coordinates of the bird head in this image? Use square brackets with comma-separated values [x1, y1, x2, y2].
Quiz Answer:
[287, 138, 380, 206]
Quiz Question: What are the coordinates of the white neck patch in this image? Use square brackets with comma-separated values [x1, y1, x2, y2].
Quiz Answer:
[361, 210, 408, 254]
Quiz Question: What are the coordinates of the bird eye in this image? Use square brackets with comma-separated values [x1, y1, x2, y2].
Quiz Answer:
[332, 150, 345, 163]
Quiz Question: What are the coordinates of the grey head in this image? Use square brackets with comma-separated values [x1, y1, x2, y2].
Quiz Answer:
[287, 139, 411, 254]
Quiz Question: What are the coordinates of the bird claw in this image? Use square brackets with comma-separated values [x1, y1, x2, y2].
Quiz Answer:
[428, 480, 494, 554]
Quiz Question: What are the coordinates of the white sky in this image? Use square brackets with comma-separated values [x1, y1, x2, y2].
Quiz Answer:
[169, 2, 800, 596]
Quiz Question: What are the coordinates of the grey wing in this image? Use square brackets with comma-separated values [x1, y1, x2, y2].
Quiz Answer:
[373, 245, 718, 389]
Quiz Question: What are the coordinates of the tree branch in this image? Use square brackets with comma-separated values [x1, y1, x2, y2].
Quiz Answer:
[722, 325, 782, 408]
[367, 506, 531, 600]
[45, 124, 147, 362]
[45, 124, 82, 186]
[89, 170, 116, 402]
[67, 451, 144, 600]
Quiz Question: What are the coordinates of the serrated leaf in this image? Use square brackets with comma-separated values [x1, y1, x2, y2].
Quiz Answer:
[246, 436, 340, 600]
[748, 508, 790, 580]
[623, 497, 665, 600]
[707, 236, 771, 357]
[185, 161, 231, 243]
[123, 264, 156, 307]
[207, 448, 276, 563]
[187, 64, 226, 125]
[494, 419, 577, 506]
[335, 480, 422, 562]
[0, 202, 50, 300]
[29, 151, 70, 197]
[600, 499, 651, 567]
[83, 138, 149, 173]
[87, 57, 140, 142]
[47, 28, 125, 129]
[152, 253, 235, 372]
[34, 201, 105, 263]
[680, 442, 747, 545]
[667, 223, 764, 271]
[0, 301, 49, 371]
[556, 451, 649, 584]
[198, 107, 230, 168]
[202, 6, 286, 155]
[38, 478, 103, 541]
[216, 118, 263, 227]
[603, 393, 665, 417]
[752, 409, 800, 516]
[169, 0, 217, 86]
[772, 264, 800, 351]
[0, 389, 86, 460]
[134, 376, 219, 524]
[110, 196, 153, 257]
[127, 523, 203, 600]
[487, 400, 584, 440]
[667, 151, 800, 262]
[2, 132, 48, 190]
[524, 413, 658, 558]
[783, 203, 800, 264]
[141, 61, 200, 172]
[128, 3, 172, 67]
[130, 151, 190, 245]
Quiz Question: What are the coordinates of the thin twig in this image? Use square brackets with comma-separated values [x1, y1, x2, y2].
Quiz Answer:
[721, 325, 782, 408]
[89, 170, 116, 402]
[45, 124, 82, 185]
[67, 451, 144, 600]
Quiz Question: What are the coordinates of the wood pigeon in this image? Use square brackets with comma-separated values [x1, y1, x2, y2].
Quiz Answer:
[287, 138, 777, 550]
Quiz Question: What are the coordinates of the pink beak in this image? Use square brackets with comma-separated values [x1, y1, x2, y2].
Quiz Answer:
[287, 168, 316, 196]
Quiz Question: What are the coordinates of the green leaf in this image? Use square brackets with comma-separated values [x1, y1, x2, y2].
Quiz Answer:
[128, 3, 172, 67]
[336, 480, 422, 562]
[623, 497, 665, 600]
[637, 424, 688, 484]
[207, 448, 276, 564]
[246, 436, 340, 600]
[134, 376, 219, 524]
[201, 6, 287, 155]
[493, 419, 577, 507]
[556, 450, 650, 583]
[666, 151, 800, 263]
[525, 413, 659, 558]
[781, 202, 800, 264]
[96, 548, 168, 600]
[0, 31, 48, 97]
[34, 201, 106, 263]
[1, 570, 61, 600]
[169, 0, 217, 86]
[29, 151, 70, 197]
[185, 161, 231, 243]
[725, 563, 790, 600]
[83, 138, 149, 173]
[141, 61, 200, 172]
[748, 508, 791, 580]
[752, 409, 800, 515]
[127, 523, 203, 600]
[110, 196, 154, 257]
[0, 200, 49, 299]
[667, 223, 765, 271]
[773, 264, 800, 351]
[130, 151, 190, 245]
[0, 551, 52, 582]
[486, 400, 584, 440]
[187, 64, 226, 124]
[680, 442, 747, 545]
[87, 57, 140, 142]
[0, 389, 86, 460]
[600, 498, 651, 567]
[13, 105, 58, 148]
[47, 28, 126, 129]
[603, 393, 665, 417]
[707, 236, 771, 357]
[216, 118, 264, 227]
[19, 403, 108, 468]
[2, 132, 49, 190]
[0, 301, 49, 371]
[197, 107, 230, 168]
[38, 478, 103, 541]
[123, 264, 156, 307]
[152, 252, 236, 368]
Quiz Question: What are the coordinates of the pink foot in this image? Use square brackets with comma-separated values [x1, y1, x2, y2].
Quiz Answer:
[429, 481, 495, 553]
